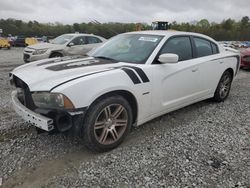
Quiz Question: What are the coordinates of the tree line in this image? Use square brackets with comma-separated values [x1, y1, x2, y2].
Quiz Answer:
[171, 16, 250, 41]
[0, 16, 249, 41]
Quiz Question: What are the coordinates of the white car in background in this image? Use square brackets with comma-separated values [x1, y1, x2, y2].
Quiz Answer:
[11, 31, 240, 152]
[23, 33, 106, 62]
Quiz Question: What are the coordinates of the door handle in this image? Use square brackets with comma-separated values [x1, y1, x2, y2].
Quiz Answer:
[192, 68, 199, 72]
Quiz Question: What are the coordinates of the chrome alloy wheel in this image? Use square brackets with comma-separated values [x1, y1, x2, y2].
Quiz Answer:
[94, 104, 128, 145]
[219, 73, 231, 99]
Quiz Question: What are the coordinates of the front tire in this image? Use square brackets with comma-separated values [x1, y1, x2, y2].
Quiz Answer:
[49, 52, 63, 58]
[82, 95, 133, 152]
[213, 71, 233, 102]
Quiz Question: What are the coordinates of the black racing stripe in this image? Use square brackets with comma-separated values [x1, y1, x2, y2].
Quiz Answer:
[211, 55, 240, 62]
[37, 56, 86, 66]
[50, 65, 146, 91]
[235, 56, 240, 75]
[121, 68, 141, 84]
[37, 60, 57, 66]
[50, 69, 113, 92]
[46, 58, 118, 71]
[125, 66, 150, 83]
[211, 55, 240, 76]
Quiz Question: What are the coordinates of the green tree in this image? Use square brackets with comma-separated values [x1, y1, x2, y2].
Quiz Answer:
[1, 16, 250, 41]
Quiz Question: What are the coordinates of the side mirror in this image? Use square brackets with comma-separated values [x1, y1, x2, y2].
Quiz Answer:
[158, 53, 179, 64]
[68, 42, 74, 47]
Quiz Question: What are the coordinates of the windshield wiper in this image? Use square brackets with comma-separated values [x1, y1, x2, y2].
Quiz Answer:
[94, 56, 117, 61]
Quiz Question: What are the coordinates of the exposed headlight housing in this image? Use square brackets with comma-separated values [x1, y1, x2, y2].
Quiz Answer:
[32, 92, 75, 109]
[32, 49, 48, 55]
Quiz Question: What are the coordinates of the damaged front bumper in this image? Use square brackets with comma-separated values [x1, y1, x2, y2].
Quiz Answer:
[11, 90, 85, 133]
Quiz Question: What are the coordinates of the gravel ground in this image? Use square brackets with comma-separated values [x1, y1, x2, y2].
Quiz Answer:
[0, 48, 249, 188]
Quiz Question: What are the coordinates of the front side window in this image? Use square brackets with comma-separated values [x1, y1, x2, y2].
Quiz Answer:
[194, 37, 213, 57]
[70, 36, 86, 45]
[159, 36, 192, 61]
[90, 34, 163, 64]
[51, 34, 74, 45]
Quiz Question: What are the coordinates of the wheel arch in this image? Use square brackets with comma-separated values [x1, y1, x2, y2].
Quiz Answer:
[213, 67, 234, 102]
[215, 68, 234, 91]
[49, 51, 64, 58]
[224, 67, 234, 78]
[87, 90, 138, 124]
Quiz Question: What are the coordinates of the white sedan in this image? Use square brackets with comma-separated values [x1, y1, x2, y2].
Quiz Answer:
[10, 30, 240, 152]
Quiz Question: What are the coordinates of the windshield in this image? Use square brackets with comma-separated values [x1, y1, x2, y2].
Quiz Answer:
[89, 34, 163, 64]
[51, 34, 74, 45]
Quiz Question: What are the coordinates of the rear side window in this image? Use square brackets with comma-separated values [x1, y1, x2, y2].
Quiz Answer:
[194, 37, 213, 57]
[87, 36, 102, 44]
[211, 42, 219, 54]
[160, 36, 192, 61]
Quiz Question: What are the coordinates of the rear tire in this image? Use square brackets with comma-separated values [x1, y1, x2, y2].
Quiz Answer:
[213, 71, 233, 102]
[82, 95, 133, 152]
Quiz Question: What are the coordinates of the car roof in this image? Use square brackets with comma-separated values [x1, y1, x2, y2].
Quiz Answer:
[64, 33, 99, 37]
[125, 30, 217, 43]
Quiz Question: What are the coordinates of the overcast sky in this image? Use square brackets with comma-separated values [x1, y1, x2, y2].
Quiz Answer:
[0, 0, 249, 24]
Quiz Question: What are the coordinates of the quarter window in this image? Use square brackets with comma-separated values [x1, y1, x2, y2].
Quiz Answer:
[159, 37, 192, 61]
[194, 37, 213, 57]
[211, 42, 219, 54]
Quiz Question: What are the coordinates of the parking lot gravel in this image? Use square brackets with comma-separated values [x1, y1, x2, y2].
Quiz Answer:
[0, 48, 249, 188]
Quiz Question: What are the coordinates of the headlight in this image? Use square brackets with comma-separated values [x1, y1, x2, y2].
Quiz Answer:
[32, 92, 75, 109]
[32, 49, 48, 55]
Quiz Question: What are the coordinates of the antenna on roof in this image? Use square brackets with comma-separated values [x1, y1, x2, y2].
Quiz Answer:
[91, 20, 118, 36]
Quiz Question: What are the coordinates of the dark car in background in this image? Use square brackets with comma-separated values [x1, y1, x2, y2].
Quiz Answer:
[242, 41, 250, 48]
[13, 37, 26, 47]
[240, 48, 250, 69]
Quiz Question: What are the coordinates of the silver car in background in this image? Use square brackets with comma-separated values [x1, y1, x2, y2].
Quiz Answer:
[23, 33, 106, 62]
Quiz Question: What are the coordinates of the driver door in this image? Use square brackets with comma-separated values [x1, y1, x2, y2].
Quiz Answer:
[151, 36, 204, 113]
[65, 36, 89, 56]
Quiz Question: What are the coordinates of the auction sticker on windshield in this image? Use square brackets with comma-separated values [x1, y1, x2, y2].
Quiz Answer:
[139, 37, 158, 42]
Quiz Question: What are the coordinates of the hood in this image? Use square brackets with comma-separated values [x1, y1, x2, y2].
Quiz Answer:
[11, 57, 128, 92]
[26, 42, 62, 50]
